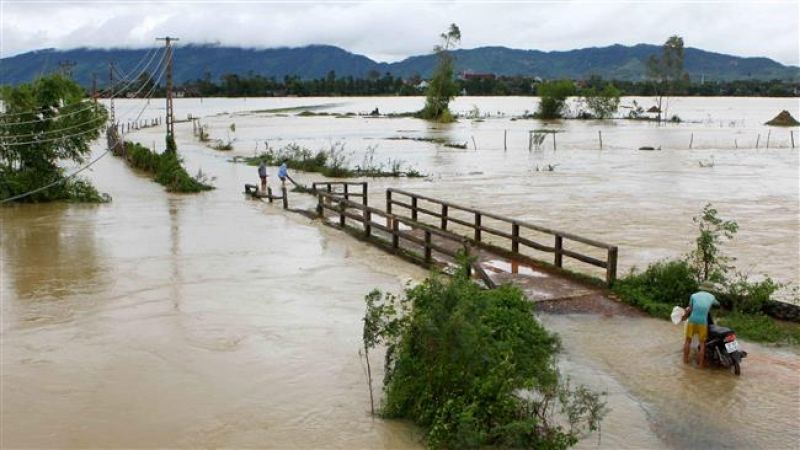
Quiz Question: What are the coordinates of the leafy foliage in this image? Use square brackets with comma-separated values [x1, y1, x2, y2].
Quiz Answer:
[363, 269, 606, 449]
[688, 203, 739, 283]
[580, 83, 621, 118]
[647, 35, 688, 121]
[535, 80, 576, 119]
[0, 74, 108, 202]
[124, 141, 213, 193]
[613, 260, 697, 319]
[418, 24, 461, 122]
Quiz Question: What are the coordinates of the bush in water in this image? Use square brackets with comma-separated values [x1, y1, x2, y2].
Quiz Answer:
[125, 141, 213, 193]
[362, 264, 606, 449]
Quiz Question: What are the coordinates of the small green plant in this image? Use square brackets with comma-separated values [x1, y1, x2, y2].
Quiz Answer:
[688, 203, 739, 283]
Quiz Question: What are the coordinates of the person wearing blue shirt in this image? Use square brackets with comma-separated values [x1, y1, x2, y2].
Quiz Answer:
[683, 281, 720, 368]
[278, 160, 289, 187]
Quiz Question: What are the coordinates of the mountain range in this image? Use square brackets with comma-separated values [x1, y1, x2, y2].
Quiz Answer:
[2, 43, 797, 87]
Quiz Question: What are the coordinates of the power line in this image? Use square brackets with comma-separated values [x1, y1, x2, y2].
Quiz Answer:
[0, 148, 111, 203]
[0, 46, 165, 123]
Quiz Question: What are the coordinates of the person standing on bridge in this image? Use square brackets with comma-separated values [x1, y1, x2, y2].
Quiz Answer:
[278, 159, 290, 187]
[682, 280, 719, 369]
[258, 160, 269, 194]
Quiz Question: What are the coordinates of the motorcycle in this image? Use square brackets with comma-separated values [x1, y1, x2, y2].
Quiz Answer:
[704, 314, 747, 376]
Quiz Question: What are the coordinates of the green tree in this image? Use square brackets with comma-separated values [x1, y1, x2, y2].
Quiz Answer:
[536, 79, 576, 119]
[0, 74, 108, 202]
[580, 83, 621, 118]
[418, 23, 461, 122]
[647, 35, 686, 123]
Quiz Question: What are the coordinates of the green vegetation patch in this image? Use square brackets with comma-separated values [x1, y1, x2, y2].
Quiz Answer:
[125, 141, 214, 193]
[362, 268, 606, 449]
[238, 142, 424, 178]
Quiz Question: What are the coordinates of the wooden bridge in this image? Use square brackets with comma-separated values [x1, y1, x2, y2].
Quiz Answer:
[305, 181, 620, 305]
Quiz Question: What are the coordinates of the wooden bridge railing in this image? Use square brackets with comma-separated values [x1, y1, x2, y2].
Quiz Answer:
[315, 191, 495, 288]
[311, 182, 368, 205]
[386, 188, 618, 285]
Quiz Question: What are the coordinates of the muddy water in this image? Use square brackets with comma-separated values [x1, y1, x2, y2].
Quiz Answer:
[1, 144, 427, 447]
[140, 96, 798, 292]
[541, 314, 800, 449]
[3, 96, 799, 448]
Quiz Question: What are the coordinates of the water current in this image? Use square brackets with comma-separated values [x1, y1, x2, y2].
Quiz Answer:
[2, 96, 798, 448]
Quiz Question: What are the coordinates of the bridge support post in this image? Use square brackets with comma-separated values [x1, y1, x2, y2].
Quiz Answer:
[267, 187, 273, 203]
[606, 246, 618, 286]
[339, 200, 346, 227]
[512, 223, 520, 253]
[554, 235, 563, 268]
[364, 209, 372, 237]
[474, 212, 482, 242]
[362, 183, 368, 206]
[344, 183, 349, 201]
[441, 204, 448, 230]
[282, 186, 288, 209]
[411, 197, 418, 221]
[424, 231, 432, 263]
[391, 218, 399, 252]
[386, 190, 393, 229]
[316, 194, 323, 217]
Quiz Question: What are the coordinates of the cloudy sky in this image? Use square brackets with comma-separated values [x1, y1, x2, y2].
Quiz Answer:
[1, 0, 798, 65]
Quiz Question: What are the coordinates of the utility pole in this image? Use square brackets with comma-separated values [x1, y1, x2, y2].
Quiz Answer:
[92, 73, 98, 105]
[58, 60, 76, 78]
[156, 36, 179, 144]
[108, 62, 116, 125]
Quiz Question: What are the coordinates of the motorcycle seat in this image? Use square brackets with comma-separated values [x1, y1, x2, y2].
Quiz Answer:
[708, 324, 732, 336]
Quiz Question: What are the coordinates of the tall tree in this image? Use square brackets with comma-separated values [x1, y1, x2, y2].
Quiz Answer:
[418, 23, 461, 122]
[0, 74, 108, 202]
[647, 35, 686, 123]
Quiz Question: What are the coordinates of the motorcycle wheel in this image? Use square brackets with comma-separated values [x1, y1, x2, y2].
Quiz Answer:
[731, 359, 741, 376]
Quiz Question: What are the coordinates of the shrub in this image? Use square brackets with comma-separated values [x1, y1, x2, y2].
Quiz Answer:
[688, 203, 738, 283]
[125, 141, 213, 193]
[364, 269, 605, 449]
[535, 80, 576, 119]
[613, 260, 697, 318]
[716, 273, 780, 314]
[580, 84, 621, 119]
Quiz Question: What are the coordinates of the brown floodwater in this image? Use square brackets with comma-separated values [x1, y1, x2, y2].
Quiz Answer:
[2, 96, 798, 448]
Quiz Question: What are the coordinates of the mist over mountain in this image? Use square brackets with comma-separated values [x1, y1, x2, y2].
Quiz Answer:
[2, 43, 797, 87]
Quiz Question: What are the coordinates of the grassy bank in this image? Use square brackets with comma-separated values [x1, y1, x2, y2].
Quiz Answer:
[613, 260, 799, 345]
[238, 142, 424, 178]
[124, 141, 214, 193]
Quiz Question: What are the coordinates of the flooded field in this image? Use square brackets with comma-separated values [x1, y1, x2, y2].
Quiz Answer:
[2, 96, 799, 448]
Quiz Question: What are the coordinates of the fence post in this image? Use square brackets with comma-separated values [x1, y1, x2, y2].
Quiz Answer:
[364, 209, 372, 237]
[267, 187, 273, 203]
[281, 186, 288, 209]
[411, 196, 418, 221]
[339, 200, 346, 227]
[424, 230, 432, 263]
[598, 130, 603, 150]
[606, 246, 618, 286]
[512, 223, 520, 253]
[689, 132, 694, 149]
[766, 130, 771, 149]
[316, 194, 323, 217]
[791, 131, 795, 149]
[441, 204, 449, 230]
[391, 218, 399, 252]
[504, 129, 507, 151]
[344, 183, 349, 201]
[474, 212, 482, 242]
[362, 182, 368, 206]
[386, 190, 393, 228]
[554, 235, 563, 268]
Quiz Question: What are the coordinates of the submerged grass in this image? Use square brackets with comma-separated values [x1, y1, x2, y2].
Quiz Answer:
[238, 142, 425, 178]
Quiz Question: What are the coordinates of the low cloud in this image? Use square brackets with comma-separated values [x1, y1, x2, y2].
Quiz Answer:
[1, 1, 797, 65]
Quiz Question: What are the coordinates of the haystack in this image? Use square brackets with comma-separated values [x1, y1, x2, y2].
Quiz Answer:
[765, 110, 800, 126]
[647, 106, 661, 113]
